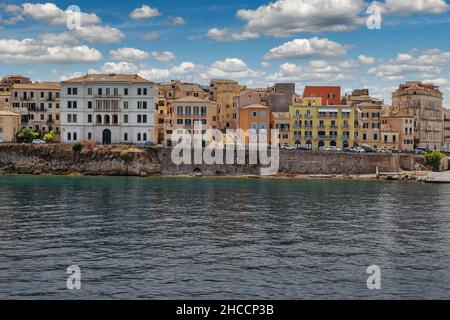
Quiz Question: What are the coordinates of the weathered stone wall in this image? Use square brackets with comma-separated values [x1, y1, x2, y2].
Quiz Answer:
[0, 144, 416, 176]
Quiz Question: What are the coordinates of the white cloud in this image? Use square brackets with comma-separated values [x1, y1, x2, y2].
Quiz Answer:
[0, 38, 102, 64]
[38, 32, 79, 46]
[71, 25, 124, 44]
[236, 0, 365, 38]
[101, 61, 138, 74]
[110, 47, 149, 60]
[168, 16, 186, 25]
[129, 5, 161, 20]
[211, 58, 249, 72]
[368, 49, 450, 80]
[381, 0, 450, 16]
[264, 37, 347, 61]
[140, 32, 160, 41]
[22, 2, 100, 26]
[207, 28, 259, 41]
[150, 51, 177, 62]
[358, 54, 375, 64]
[266, 59, 358, 83]
[206, 58, 264, 79]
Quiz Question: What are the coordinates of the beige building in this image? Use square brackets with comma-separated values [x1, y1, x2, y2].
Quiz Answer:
[392, 81, 444, 150]
[381, 110, 415, 151]
[165, 96, 219, 146]
[0, 75, 31, 93]
[210, 79, 243, 130]
[444, 109, 450, 151]
[0, 111, 21, 142]
[0, 91, 11, 111]
[11, 82, 61, 138]
[344, 89, 384, 148]
[271, 112, 290, 145]
[158, 80, 208, 100]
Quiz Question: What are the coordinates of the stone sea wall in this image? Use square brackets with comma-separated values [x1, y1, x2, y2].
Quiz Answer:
[0, 144, 415, 176]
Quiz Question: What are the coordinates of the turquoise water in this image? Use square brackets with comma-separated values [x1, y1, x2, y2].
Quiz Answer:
[0, 175, 450, 299]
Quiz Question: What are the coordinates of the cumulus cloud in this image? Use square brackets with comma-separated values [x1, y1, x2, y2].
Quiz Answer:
[0, 38, 102, 64]
[22, 2, 101, 26]
[235, 0, 364, 38]
[264, 37, 347, 61]
[358, 54, 375, 64]
[110, 47, 149, 61]
[207, 28, 259, 41]
[71, 25, 124, 44]
[129, 5, 161, 20]
[150, 51, 176, 62]
[381, 0, 450, 16]
[38, 32, 80, 46]
[168, 16, 186, 25]
[368, 48, 450, 80]
[266, 59, 358, 83]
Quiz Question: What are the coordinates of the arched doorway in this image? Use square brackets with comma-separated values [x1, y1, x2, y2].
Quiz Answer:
[318, 140, 325, 148]
[102, 129, 112, 145]
[330, 140, 337, 147]
[306, 140, 312, 150]
[343, 141, 349, 148]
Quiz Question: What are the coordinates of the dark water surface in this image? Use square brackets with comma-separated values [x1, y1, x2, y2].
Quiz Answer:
[0, 175, 449, 299]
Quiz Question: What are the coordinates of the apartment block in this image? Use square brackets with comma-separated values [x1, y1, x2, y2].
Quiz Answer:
[392, 81, 444, 150]
[210, 79, 243, 130]
[0, 91, 11, 111]
[303, 86, 341, 105]
[0, 75, 31, 93]
[11, 82, 61, 137]
[237, 104, 270, 144]
[444, 109, 450, 151]
[165, 96, 219, 146]
[381, 111, 415, 151]
[60, 73, 157, 145]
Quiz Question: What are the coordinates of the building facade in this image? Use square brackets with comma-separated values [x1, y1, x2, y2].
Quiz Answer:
[381, 111, 415, 151]
[0, 92, 11, 111]
[392, 81, 444, 150]
[165, 96, 219, 146]
[444, 109, 450, 151]
[289, 101, 356, 150]
[60, 74, 156, 145]
[210, 79, 243, 130]
[0, 111, 21, 142]
[303, 86, 341, 105]
[0, 75, 31, 93]
[237, 104, 270, 144]
[11, 82, 61, 138]
[271, 112, 290, 146]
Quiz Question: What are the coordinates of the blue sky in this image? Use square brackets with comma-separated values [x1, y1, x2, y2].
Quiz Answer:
[1, 0, 450, 103]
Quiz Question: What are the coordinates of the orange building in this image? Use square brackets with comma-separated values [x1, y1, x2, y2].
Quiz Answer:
[237, 104, 270, 144]
[303, 86, 341, 105]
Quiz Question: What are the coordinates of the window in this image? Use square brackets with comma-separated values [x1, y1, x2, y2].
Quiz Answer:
[177, 119, 183, 125]
[73, 88, 77, 95]
[138, 88, 142, 95]
[68, 101, 72, 109]
[67, 88, 72, 95]
[56, 103, 59, 109]
[73, 101, 77, 109]
[137, 115, 142, 123]
[124, 115, 128, 123]
[98, 88, 102, 95]
[124, 101, 128, 109]
[137, 133, 142, 141]
[252, 111, 258, 117]
[88, 101, 92, 109]
[88, 88, 92, 95]
[142, 115, 147, 123]
[73, 132, 77, 140]
[124, 132, 128, 141]
[67, 114, 72, 123]
[88, 115, 92, 123]
[143, 133, 147, 141]
[261, 111, 266, 118]
[143, 88, 147, 95]
[67, 132, 71, 141]
[88, 132, 92, 140]
[124, 88, 128, 96]
[143, 101, 147, 109]
[40, 92, 44, 98]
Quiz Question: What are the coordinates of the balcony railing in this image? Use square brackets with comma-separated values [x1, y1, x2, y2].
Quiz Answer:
[94, 94, 122, 99]
[95, 107, 121, 112]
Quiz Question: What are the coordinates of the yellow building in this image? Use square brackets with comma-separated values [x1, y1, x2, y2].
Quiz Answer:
[0, 111, 21, 142]
[210, 80, 244, 130]
[155, 95, 169, 144]
[289, 99, 357, 150]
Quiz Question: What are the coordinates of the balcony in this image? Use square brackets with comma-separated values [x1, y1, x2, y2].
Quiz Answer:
[95, 107, 121, 112]
[318, 135, 338, 139]
[94, 94, 122, 99]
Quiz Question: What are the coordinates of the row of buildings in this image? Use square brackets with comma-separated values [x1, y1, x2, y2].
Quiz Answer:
[0, 74, 449, 151]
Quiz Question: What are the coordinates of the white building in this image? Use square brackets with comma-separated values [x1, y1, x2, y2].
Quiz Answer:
[60, 74, 156, 144]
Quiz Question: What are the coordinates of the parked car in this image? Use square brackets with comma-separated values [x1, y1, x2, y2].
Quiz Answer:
[343, 147, 352, 153]
[351, 147, 366, 153]
[414, 148, 426, 155]
[327, 146, 342, 152]
[380, 148, 392, 154]
[281, 143, 295, 150]
[32, 139, 46, 144]
[144, 141, 156, 147]
[0, 139, 4, 144]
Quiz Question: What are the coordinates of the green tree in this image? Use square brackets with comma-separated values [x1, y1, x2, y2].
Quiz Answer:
[16, 128, 40, 143]
[72, 142, 83, 153]
[425, 151, 445, 172]
[44, 131, 56, 143]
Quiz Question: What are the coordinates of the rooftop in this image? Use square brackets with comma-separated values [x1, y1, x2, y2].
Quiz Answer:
[12, 82, 61, 90]
[0, 111, 20, 116]
[240, 104, 269, 109]
[62, 73, 153, 84]
[171, 96, 214, 103]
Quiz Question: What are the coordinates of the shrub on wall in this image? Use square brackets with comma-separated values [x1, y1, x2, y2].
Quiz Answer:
[425, 151, 445, 172]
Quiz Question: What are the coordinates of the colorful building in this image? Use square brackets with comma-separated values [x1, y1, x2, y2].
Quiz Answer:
[237, 104, 270, 145]
[0, 91, 11, 111]
[381, 111, 415, 151]
[0, 111, 21, 142]
[303, 86, 341, 105]
[289, 100, 357, 150]
[271, 112, 290, 146]
[210, 79, 243, 130]
[166, 96, 219, 146]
